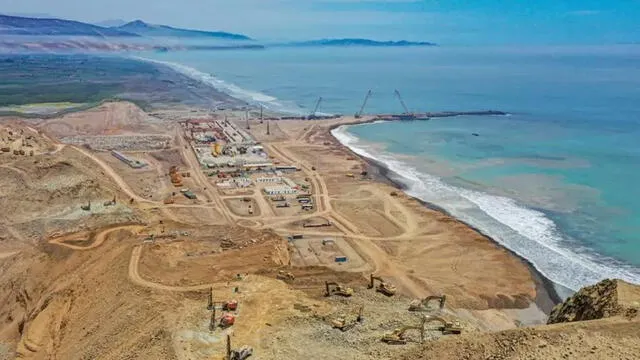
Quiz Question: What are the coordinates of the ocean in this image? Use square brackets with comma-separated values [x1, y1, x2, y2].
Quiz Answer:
[140, 45, 640, 297]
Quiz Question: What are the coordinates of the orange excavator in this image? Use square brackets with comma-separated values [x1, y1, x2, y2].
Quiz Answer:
[368, 274, 396, 296]
[325, 281, 354, 297]
[409, 295, 447, 312]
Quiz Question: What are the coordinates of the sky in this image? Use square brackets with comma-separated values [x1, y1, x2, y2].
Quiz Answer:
[2, 0, 640, 44]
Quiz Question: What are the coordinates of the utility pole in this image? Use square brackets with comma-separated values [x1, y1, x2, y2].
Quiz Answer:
[226, 335, 232, 360]
[266, 120, 271, 136]
[260, 105, 264, 124]
[207, 287, 213, 310]
[209, 306, 216, 331]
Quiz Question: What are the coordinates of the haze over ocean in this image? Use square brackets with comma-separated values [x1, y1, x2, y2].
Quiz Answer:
[143, 45, 640, 296]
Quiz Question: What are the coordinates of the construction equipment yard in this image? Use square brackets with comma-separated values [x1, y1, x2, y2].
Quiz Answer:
[1, 101, 638, 360]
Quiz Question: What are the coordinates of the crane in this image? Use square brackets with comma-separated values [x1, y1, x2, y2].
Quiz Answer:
[308, 96, 323, 120]
[394, 89, 410, 114]
[355, 90, 372, 119]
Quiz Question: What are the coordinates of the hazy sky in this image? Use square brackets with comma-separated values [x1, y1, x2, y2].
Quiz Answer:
[3, 0, 639, 44]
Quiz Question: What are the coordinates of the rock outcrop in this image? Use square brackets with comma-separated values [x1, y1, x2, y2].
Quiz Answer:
[548, 279, 640, 324]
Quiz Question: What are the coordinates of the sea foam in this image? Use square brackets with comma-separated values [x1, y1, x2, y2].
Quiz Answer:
[135, 56, 307, 115]
[332, 125, 640, 295]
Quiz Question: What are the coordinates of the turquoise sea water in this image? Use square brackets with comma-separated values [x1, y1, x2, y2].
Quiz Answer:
[141, 45, 640, 295]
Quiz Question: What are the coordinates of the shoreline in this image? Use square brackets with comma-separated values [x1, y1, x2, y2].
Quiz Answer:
[327, 121, 562, 313]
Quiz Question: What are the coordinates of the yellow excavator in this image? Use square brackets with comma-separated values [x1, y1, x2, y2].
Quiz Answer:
[382, 317, 426, 345]
[368, 274, 396, 296]
[408, 294, 447, 312]
[331, 305, 364, 332]
[424, 315, 462, 335]
[382, 315, 462, 345]
[276, 270, 295, 282]
[325, 281, 354, 297]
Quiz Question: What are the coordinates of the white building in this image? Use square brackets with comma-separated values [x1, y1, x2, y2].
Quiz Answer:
[256, 176, 281, 183]
[263, 185, 297, 195]
[283, 177, 298, 188]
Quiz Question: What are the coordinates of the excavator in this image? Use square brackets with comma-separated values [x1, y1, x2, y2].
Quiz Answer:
[382, 317, 426, 345]
[276, 270, 295, 282]
[224, 335, 253, 360]
[368, 274, 396, 296]
[424, 315, 462, 335]
[331, 305, 364, 332]
[325, 281, 354, 297]
[408, 295, 447, 312]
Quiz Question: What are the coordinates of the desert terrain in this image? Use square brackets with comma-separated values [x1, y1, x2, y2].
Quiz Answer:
[0, 101, 638, 360]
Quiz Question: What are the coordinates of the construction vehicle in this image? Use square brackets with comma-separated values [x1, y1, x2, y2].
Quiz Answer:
[169, 166, 183, 187]
[381, 318, 426, 345]
[223, 300, 239, 311]
[276, 270, 295, 282]
[346, 173, 354, 178]
[325, 281, 354, 297]
[409, 295, 447, 312]
[307, 96, 323, 120]
[394, 89, 418, 120]
[368, 274, 396, 296]
[355, 90, 372, 118]
[103, 196, 116, 207]
[331, 306, 364, 332]
[220, 313, 236, 328]
[224, 335, 253, 360]
[424, 315, 462, 335]
[163, 197, 175, 205]
[81, 201, 91, 211]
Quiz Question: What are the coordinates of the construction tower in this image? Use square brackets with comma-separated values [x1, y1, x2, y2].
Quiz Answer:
[260, 105, 264, 124]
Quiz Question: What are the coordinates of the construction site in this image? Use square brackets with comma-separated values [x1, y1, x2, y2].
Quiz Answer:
[0, 100, 638, 360]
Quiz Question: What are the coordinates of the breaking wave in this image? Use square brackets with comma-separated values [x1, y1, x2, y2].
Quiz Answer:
[332, 124, 640, 296]
[136, 56, 307, 115]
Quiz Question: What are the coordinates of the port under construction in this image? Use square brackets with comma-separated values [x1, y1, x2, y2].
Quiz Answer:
[263, 89, 508, 121]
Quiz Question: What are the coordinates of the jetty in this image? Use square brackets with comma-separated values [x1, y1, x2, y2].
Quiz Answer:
[261, 89, 508, 121]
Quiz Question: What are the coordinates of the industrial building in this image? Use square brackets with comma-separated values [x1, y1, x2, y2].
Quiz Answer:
[111, 150, 147, 169]
[256, 176, 281, 183]
[263, 185, 297, 195]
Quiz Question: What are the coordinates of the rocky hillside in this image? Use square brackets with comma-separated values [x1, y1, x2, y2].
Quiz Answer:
[393, 279, 640, 360]
[548, 279, 640, 324]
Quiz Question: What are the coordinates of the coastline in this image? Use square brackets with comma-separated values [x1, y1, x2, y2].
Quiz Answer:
[328, 121, 562, 313]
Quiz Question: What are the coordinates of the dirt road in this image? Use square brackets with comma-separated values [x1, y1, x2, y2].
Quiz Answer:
[49, 225, 144, 251]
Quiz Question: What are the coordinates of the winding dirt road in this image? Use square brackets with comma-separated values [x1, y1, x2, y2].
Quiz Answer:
[48, 225, 145, 251]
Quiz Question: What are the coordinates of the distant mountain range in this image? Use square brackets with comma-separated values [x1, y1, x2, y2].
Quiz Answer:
[0, 14, 437, 49]
[284, 39, 437, 47]
[0, 15, 251, 40]
[0, 14, 136, 37]
[93, 19, 128, 28]
[114, 20, 252, 40]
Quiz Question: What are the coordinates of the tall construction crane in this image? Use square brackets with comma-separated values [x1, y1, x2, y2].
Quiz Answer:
[308, 96, 323, 120]
[394, 89, 410, 115]
[355, 90, 372, 119]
